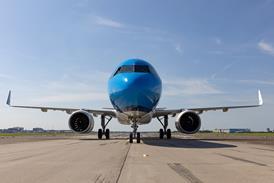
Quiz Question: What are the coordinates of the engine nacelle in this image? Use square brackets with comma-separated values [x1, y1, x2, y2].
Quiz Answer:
[175, 111, 201, 134]
[68, 110, 94, 133]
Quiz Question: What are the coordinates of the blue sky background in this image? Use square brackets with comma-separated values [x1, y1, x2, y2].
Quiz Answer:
[0, 0, 274, 131]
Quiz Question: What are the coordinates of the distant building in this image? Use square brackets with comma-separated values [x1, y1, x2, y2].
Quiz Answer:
[32, 128, 45, 133]
[6, 127, 24, 133]
[214, 128, 251, 133]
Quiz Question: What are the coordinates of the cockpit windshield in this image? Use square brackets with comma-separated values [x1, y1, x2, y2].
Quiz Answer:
[113, 65, 150, 76]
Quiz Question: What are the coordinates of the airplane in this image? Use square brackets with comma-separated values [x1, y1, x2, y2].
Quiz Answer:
[6, 58, 263, 143]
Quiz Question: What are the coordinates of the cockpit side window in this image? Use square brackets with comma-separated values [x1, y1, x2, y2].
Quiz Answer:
[113, 65, 151, 76]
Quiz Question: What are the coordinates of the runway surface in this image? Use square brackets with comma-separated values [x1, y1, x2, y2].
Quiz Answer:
[0, 136, 274, 183]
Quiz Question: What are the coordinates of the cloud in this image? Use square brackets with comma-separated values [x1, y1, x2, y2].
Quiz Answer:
[94, 16, 124, 28]
[207, 50, 225, 55]
[0, 73, 12, 79]
[32, 92, 107, 103]
[258, 40, 274, 55]
[214, 38, 222, 45]
[28, 71, 110, 104]
[210, 63, 233, 79]
[239, 79, 274, 86]
[175, 43, 183, 54]
[163, 78, 222, 96]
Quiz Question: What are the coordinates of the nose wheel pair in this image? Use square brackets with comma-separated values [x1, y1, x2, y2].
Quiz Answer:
[129, 123, 141, 143]
[129, 132, 141, 143]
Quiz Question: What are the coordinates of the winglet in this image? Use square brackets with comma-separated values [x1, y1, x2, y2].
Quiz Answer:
[258, 90, 263, 106]
[6, 90, 11, 106]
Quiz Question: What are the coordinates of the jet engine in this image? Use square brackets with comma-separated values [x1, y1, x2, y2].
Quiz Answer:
[175, 111, 201, 134]
[68, 110, 94, 133]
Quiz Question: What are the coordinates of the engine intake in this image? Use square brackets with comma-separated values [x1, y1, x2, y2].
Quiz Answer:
[69, 110, 94, 133]
[175, 111, 201, 134]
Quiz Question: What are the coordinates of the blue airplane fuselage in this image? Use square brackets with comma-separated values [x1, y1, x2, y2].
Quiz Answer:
[108, 59, 162, 123]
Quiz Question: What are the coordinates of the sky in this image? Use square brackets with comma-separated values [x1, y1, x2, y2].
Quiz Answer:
[0, 0, 274, 131]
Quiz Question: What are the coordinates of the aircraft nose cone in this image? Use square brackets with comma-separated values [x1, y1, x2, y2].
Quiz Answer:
[108, 73, 162, 113]
[123, 74, 146, 89]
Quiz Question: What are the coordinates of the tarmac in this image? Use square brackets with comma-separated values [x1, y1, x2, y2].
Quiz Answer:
[0, 135, 274, 183]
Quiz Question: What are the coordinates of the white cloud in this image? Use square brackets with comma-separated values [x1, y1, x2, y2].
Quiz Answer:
[0, 73, 12, 79]
[27, 71, 110, 104]
[32, 92, 107, 103]
[94, 16, 124, 28]
[210, 63, 233, 79]
[214, 38, 222, 45]
[163, 78, 222, 96]
[175, 43, 183, 54]
[239, 79, 274, 86]
[207, 50, 225, 55]
[258, 40, 274, 55]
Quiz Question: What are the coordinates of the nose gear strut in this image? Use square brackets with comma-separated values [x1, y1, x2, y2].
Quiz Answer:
[129, 120, 141, 143]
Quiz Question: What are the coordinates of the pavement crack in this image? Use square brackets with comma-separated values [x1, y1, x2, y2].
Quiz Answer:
[66, 142, 82, 145]
[254, 147, 274, 152]
[94, 174, 105, 183]
[168, 163, 203, 183]
[115, 142, 131, 183]
[217, 153, 267, 166]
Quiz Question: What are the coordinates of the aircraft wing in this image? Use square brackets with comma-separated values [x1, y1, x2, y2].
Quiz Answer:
[6, 91, 116, 117]
[153, 90, 263, 117]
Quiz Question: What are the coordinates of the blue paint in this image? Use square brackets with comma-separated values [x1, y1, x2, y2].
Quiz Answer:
[108, 59, 162, 113]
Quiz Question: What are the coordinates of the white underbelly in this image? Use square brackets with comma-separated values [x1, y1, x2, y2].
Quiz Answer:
[116, 111, 153, 125]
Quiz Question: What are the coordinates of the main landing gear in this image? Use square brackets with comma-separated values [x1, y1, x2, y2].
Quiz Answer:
[98, 115, 112, 139]
[129, 123, 141, 144]
[157, 115, 172, 139]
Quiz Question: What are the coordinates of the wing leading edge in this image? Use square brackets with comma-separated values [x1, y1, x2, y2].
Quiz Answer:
[153, 90, 263, 117]
[6, 91, 116, 117]
[6, 90, 263, 118]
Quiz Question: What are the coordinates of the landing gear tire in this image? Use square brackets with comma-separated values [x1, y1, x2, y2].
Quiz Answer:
[159, 129, 164, 139]
[98, 129, 103, 139]
[105, 129, 110, 139]
[166, 129, 171, 139]
[136, 132, 141, 143]
[129, 133, 133, 143]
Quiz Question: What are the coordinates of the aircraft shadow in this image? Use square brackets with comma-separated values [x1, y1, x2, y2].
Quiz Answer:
[79, 137, 127, 141]
[142, 138, 237, 149]
[78, 137, 237, 148]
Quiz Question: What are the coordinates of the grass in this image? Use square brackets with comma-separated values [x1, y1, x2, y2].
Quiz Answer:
[194, 132, 274, 137]
[0, 132, 74, 137]
[1, 131, 274, 137]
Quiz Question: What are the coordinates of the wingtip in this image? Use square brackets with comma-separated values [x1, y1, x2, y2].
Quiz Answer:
[6, 90, 11, 106]
[258, 90, 263, 106]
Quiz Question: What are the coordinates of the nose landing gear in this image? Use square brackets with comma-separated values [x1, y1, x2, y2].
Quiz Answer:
[129, 122, 141, 143]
